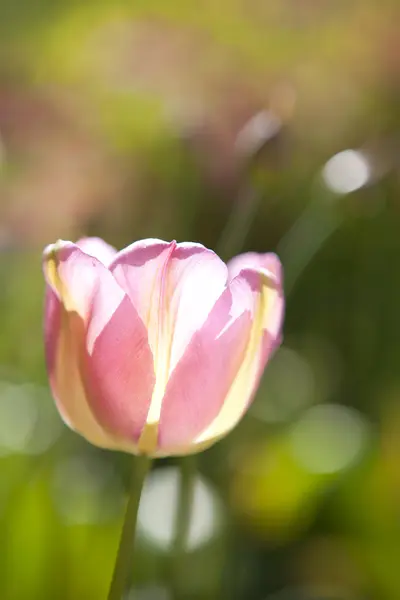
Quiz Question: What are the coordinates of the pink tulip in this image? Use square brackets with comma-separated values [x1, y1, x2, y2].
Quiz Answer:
[43, 237, 284, 457]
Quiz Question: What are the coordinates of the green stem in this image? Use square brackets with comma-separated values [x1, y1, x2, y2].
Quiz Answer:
[169, 455, 196, 599]
[108, 455, 151, 600]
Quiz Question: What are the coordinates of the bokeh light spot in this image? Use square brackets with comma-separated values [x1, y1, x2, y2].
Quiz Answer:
[289, 404, 370, 474]
[322, 149, 370, 194]
[137, 467, 222, 552]
[0, 383, 63, 456]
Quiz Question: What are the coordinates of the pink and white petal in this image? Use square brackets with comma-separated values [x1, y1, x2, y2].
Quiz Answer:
[43, 241, 126, 338]
[164, 242, 229, 370]
[109, 238, 175, 352]
[228, 251, 284, 342]
[157, 278, 254, 454]
[44, 287, 122, 449]
[110, 240, 228, 371]
[227, 251, 282, 283]
[43, 240, 153, 453]
[81, 292, 155, 446]
[76, 237, 117, 267]
[192, 265, 284, 451]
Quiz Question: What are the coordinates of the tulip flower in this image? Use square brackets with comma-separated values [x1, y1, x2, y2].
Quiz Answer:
[43, 237, 284, 457]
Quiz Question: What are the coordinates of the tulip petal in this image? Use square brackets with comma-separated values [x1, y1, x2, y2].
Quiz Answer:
[43, 240, 114, 320]
[110, 239, 228, 369]
[109, 239, 174, 354]
[157, 276, 255, 454]
[82, 293, 155, 446]
[76, 237, 117, 267]
[44, 241, 136, 357]
[43, 241, 155, 452]
[192, 260, 284, 451]
[44, 287, 121, 449]
[228, 251, 283, 344]
[110, 239, 228, 452]
[227, 251, 282, 284]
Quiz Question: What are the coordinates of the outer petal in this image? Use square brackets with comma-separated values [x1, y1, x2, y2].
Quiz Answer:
[44, 286, 119, 448]
[156, 277, 254, 454]
[192, 259, 284, 451]
[227, 251, 282, 284]
[43, 240, 111, 319]
[82, 293, 155, 447]
[43, 241, 155, 452]
[228, 250, 283, 344]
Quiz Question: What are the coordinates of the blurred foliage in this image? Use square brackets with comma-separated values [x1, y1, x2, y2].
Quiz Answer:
[0, 0, 400, 599]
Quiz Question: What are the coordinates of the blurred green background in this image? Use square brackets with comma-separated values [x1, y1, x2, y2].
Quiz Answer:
[0, 1, 400, 599]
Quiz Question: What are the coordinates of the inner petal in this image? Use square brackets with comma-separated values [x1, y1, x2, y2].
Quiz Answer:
[110, 239, 228, 452]
[110, 239, 228, 384]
